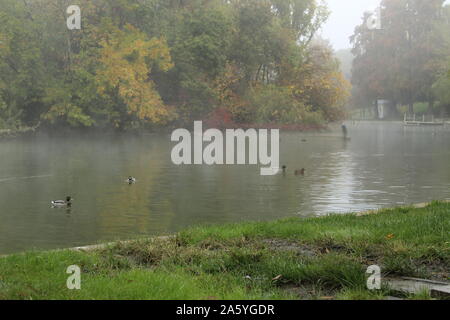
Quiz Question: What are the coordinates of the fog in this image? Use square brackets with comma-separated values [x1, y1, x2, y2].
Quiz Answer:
[1, 0, 449, 257]
[321, 0, 382, 50]
[1, 1, 449, 302]
[322, 0, 450, 50]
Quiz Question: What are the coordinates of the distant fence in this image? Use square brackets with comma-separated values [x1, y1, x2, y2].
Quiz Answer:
[403, 114, 448, 126]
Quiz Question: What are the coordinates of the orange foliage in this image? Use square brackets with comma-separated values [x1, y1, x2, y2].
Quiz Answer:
[96, 24, 176, 125]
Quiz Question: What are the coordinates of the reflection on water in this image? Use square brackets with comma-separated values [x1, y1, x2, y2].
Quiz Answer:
[0, 122, 449, 254]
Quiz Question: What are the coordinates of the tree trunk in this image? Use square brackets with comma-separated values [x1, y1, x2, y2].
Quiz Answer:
[428, 99, 434, 116]
[408, 102, 414, 115]
[255, 65, 262, 83]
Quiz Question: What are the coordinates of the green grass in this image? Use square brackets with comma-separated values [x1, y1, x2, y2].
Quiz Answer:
[0, 201, 448, 300]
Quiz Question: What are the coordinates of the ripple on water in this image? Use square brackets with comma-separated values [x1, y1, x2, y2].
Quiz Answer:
[1, 125, 449, 254]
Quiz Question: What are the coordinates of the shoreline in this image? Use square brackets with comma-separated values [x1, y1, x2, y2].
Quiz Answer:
[1, 201, 446, 259]
[69, 201, 447, 253]
[0, 121, 332, 141]
[0, 201, 448, 300]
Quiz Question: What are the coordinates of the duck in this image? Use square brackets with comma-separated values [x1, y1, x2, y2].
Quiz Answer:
[52, 196, 72, 207]
[260, 167, 283, 175]
[127, 176, 137, 184]
[295, 168, 305, 176]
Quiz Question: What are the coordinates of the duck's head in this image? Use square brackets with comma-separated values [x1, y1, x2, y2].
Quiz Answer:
[66, 196, 72, 202]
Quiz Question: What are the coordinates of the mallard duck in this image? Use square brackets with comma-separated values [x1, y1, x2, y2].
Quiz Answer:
[127, 176, 137, 184]
[52, 196, 72, 207]
[295, 168, 305, 176]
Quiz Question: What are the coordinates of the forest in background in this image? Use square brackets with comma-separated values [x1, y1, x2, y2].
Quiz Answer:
[350, 0, 450, 118]
[0, 0, 351, 131]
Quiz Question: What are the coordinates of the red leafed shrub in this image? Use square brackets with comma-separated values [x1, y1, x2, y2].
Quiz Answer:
[203, 107, 236, 129]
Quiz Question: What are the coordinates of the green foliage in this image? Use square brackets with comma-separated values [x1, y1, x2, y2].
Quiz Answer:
[245, 85, 324, 124]
[0, 0, 349, 130]
[41, 85, 95, 127]
[351, 0, 450, 114]
[432, 63, 450, 111]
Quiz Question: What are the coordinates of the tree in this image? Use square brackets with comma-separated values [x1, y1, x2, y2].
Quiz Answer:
[432, 5, 450, 115]
[351, 0, 448, 115]
[95, 24, 175, 128]
[0, 0, 348, 130]
[290, 39, 351, 122]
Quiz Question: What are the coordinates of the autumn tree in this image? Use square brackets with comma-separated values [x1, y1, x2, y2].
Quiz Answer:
[95, 24, 175, 128]
[0, 0, 350, 130]
[351, 0, 449, 115]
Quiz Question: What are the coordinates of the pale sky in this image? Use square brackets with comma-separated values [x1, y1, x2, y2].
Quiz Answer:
[321, 0, 450, 50]
[320, 0, 382, 50]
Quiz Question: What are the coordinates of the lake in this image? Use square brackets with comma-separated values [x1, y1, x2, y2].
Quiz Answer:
[0, 121, 449, 254]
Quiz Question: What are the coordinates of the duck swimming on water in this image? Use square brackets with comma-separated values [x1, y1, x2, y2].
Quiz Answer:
[52, 196, 72, 207]
[127, 176, 137, 184]
[295, 169, 305, 176]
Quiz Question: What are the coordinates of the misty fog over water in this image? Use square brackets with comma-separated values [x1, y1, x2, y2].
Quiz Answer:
[0, 122, 448, 254]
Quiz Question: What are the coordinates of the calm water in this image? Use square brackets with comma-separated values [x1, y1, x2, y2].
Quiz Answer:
[0, 122, 449, 254]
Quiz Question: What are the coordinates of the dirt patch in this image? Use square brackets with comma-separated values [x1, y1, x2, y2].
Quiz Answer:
[282, 283, 337, 300]
[413, 259, 449, 282]
[261, 239, 317, 257]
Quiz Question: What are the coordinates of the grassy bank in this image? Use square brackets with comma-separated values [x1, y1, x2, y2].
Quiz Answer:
[0, 202, 448, 300]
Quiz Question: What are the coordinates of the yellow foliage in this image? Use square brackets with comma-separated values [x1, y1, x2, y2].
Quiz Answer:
[0, 32, 10, 55]
[212, 63, 248, 118]
[289, 56, 351, 121]
[96, 24, 176, 125]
